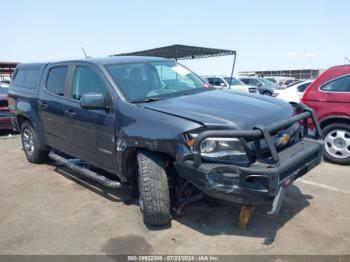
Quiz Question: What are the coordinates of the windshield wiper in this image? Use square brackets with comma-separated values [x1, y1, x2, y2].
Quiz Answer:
[131, 97, 164, 103]
[182, 91, 197, 95]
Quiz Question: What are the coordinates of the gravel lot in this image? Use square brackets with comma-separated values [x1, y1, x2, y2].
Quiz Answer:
[0, 133, 349, 255]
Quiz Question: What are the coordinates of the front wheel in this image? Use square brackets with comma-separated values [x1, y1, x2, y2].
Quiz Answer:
[137, 150, 171, 226]
[322, 123, 350, 165]
[21, 121, 49, 163]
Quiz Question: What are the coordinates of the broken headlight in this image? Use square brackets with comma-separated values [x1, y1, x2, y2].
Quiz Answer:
[200, 137, 248, 161]
[186, 133, 249, 164]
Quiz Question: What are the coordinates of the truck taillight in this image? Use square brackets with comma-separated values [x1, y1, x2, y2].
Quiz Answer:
[7, 96, 16, 112]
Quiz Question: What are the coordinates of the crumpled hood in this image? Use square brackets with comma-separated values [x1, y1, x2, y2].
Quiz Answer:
[142, 90, 293, 130]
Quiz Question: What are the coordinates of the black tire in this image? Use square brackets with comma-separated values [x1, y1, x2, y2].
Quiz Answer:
[322, 123, 350, 165]
[262, 91, 272, 96]
[21, 121, 49, 163]
[137, 150, 171, 226]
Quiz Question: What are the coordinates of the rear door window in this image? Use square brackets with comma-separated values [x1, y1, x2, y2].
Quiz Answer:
[46, 66, 68, 96]
[240, 78, 249, 84]
[249, 79, 258, 86]
[320, 75, 350, 92]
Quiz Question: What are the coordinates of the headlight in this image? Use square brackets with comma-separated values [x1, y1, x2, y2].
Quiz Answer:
[200, 139, 217, 153]
[200, 137, 247, 159]
[185, 133, 250, 164]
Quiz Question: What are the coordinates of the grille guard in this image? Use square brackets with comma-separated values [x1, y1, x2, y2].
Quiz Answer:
[192, 103, 322, 167]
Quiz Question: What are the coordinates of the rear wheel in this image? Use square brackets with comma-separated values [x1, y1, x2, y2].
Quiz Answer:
[21, 121, 48, 163]
[322, 123, 350, 165]
[137, 150, 171, 226]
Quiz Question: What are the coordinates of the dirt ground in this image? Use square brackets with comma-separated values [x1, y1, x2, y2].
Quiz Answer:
[0, 133, 349, 255]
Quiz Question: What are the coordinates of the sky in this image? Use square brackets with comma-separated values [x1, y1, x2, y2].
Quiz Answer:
[1, 0, 349, 76]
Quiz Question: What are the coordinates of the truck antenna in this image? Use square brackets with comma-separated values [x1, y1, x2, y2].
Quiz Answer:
[81, 47, 90, 59]
[345, 57, 350, 63]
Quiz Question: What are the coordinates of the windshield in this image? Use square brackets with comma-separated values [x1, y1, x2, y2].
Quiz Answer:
[223, 77, 243, 86]
[259, 78, 274, 86]
[106, 61, 209, 102]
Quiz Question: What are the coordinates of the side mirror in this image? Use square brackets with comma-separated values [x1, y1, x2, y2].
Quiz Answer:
[256, 82, 262, 87]
[80, 93, 106, 110]
[220, 83, 227, 87]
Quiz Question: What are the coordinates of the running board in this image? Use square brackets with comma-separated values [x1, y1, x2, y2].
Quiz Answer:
[48, 152, 123, 189]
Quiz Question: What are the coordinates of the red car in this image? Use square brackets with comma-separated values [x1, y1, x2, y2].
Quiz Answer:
[302, 64, 350, 165]
[0, 83, 14, 130]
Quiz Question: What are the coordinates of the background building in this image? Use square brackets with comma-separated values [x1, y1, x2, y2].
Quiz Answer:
[238, 69, 325, 80]
[0, 62, 18, 81]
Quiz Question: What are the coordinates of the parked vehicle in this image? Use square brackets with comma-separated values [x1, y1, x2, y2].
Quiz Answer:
[9, 57, 323, 227]
[0, 80, 10, 88]
[0, 86, 14, 130]
[275, 80, 313, 107]
[264, 76, 295, 87]
[202, 76, 258, 93]
[239, 77, 279, 96]
[285, 79, 303, 87]
[302, 64, 350, 165]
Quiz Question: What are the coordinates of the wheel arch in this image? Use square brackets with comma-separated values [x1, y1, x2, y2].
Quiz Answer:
[16, 114, 32, 130]
[121, 147, 174, 182]
[320, 116, 350, 129]
[16, 112, 49, 147]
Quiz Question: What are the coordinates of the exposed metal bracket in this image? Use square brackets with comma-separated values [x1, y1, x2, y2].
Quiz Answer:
[267, 186, 285, 216]
[254, 125, 280, 164]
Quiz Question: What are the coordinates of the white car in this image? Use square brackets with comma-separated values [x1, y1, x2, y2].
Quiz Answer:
[203, 76, 258, 93]
[0, 81, 10, 88]
[275, 80, 313, 106]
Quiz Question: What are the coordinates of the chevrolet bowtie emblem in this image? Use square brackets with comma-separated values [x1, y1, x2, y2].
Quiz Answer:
[278, 133, 290, 146]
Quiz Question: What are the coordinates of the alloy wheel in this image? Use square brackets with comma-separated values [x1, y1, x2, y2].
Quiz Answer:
[325, 129, 350, 159]
[22, 128, 35, 156]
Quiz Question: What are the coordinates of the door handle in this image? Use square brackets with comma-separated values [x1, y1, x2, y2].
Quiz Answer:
[64, 110, 76, 118]
[37, 100, 48, 110]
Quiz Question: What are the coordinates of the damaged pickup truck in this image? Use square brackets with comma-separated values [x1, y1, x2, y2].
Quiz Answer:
[8, 56, 323, 227]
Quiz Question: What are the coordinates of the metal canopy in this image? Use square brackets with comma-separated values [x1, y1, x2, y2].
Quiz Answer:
[112, 44, 236, 60]
[112, 44, 237, 85]
[0, 62, 18, 77]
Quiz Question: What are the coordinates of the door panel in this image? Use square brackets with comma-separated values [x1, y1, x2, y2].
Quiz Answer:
[38, 65, 70, 153]
[65, 65, 117, 173]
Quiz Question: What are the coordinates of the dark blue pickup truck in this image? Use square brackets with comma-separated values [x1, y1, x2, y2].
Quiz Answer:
[8, 56, 323, 228]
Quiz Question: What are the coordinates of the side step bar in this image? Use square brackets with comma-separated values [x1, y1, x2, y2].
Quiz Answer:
[48, 152, 123, 189]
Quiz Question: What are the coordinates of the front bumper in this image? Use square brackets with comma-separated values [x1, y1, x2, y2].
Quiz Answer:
[174, 104, 323, 213]
[175, 138, 322, 205]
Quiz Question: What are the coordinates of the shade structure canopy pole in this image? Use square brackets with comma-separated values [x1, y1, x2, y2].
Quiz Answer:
[228, 53, 237, 89]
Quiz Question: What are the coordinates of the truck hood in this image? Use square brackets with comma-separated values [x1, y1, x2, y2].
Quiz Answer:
[142, 90, 293, 129]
